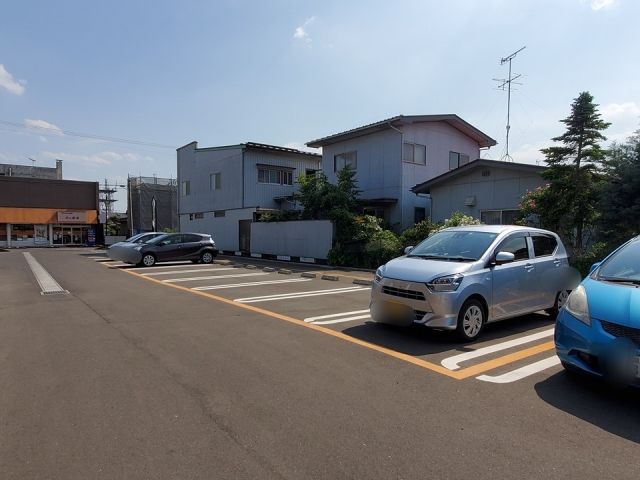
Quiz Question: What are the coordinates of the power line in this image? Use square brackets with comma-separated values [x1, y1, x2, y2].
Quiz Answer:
[0, 119, 177, 149]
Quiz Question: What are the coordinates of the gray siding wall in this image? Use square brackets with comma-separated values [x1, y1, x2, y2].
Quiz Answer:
[430, 166, 545, 222]
[177, 144, 244, 215]
[243, 150, 320, 210]
[251, 220, 333, 259]
[319, 122, 484, 230]
[320, 129, 403, 227]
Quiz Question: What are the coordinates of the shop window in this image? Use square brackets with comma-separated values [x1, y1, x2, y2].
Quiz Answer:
[0, 224, 7, 242]
[11, 224, 34, 241]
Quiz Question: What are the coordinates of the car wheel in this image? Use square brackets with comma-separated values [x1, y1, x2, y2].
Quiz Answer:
[200, 251, 214, 264]
[456, 299, 485, 342]
[141, 253, 156, 267]
[546, 290, 570, 318]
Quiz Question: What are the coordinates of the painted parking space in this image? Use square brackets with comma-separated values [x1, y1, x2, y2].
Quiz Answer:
[92, 254, 563, 385]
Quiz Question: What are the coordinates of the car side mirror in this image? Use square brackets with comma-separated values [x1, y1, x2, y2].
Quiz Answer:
[589, 261, 601, 273]
[495, 251, 515, 265]
[404, 246, 414, 255]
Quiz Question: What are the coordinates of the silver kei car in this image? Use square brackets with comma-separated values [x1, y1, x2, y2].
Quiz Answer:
[370, 225, 577, 341]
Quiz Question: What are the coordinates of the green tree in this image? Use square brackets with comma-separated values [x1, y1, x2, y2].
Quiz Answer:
[534, 92, 610, 252]
[598, 130, 640, 247]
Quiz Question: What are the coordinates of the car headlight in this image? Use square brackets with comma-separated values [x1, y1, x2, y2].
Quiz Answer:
[564, 285, 591, 325]
[426, 274, 464, 292]
[374, 267, 384, 283]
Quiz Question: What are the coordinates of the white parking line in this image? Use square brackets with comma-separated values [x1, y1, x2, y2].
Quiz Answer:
[440, 328, 555, 370]
[142, 267, 236, 276]
[304, 309, 370, 322]
[164, 273, 270, 283]
[476, 356, 561, 384]
[126, 262, 206, 270]
[313, 314, 371, 325]
[235, 286, 370, 303]
[192, 278, 312, 291]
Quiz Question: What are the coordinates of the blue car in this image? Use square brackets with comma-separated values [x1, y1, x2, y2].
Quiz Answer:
[555, 236, 640, 386]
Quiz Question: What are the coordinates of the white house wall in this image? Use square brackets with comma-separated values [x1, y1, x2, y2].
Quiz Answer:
[320, 129, 403, 226]
[177, 144, 244, 215]
[242, 150, 320, 210]
[179, 207, 257, 252]
[430, 166, 545, 222]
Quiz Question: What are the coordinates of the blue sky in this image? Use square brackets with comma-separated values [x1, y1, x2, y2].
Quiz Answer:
[1, 0, 639, 210]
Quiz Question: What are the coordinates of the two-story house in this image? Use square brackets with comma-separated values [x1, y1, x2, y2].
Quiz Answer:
[306, 115, 497, 231]
[177, 141, 321, 252]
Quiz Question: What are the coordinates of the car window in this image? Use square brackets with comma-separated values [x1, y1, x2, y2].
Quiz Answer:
[597, 238, 640, 281]
[408, 231, 498, 261]
[532, 235, 557, 257]
[162, 234, 183, 245]
[496, 235, 529, 261]
[182, 234, 202, 243]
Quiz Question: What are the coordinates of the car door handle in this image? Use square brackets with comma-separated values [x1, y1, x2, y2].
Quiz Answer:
[553, 259, 561, 266]
[524, 263, 535, 271]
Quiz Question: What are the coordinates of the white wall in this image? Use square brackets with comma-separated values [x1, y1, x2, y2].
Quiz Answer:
[180, 207, 256, 252]
[251, 220, 333, 259]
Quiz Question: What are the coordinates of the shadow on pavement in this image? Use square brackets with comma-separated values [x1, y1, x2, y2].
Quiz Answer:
[535, 370, 640, 443]
[340, 312, 554, 356]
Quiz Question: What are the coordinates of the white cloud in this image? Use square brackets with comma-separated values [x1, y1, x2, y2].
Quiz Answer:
[591, 0, 616, 10]
[509, 143, 549, 165]
[601, 101, 640, 120]
[25, 118, 64, 136]
[41, 150, 153, 167]
[293, 16, 316, 43]
[0, 64, 26, 95]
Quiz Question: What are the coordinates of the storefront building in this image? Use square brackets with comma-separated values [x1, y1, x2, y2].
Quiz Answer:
[0, 176, 100, 248]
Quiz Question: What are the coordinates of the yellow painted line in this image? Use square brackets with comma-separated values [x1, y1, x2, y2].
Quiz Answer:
[108, 262, 555, 381]
[452, 341, 556, 379]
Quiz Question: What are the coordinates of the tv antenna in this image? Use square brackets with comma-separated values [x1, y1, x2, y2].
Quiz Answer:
[493, 46, 525, 162]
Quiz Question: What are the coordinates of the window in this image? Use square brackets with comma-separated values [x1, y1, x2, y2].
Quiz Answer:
[210, 172, 221, 190]
[497, 235, 530, 261]
[334, 151, 357, 171]
[414, 207, 426, 224]
[11, 224, 34, 241]
[481, 209, 520, 225]
[532, 235, 558, 257]
[0, 224, 7, 242]
[305, 168, 317, 177]
[403, 143, 427, 165]
[183, 234, 202, 243]
[449, 151, 470, 170]
[181, 180, 190, 197]
[214, 210, 226, 217]
[258, 167, 293, 185]
[362, 207, 385, 220]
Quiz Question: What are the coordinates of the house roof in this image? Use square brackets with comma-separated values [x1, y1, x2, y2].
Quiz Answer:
[411, 158, 546, 194]
[177, 141, 321, 158]
[306, 114, 497, 148]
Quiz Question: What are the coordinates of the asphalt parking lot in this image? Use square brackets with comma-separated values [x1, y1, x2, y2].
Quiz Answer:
[2, 248, 639, 479]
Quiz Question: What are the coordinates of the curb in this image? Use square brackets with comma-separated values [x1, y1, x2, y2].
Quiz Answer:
[352, 279, 373, 286]
[321, 274, 340, 281]
[300, 272, 317, 279]
[278, 269, 293, 275]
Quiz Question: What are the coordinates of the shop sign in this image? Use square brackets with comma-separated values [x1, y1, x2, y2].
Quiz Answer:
[57, 211, 87, 223]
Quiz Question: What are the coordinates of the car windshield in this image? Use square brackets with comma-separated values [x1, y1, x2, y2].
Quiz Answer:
[597, 238, 640, 282]
[407, 230, 498, 261]
[125, 233, 145, 243]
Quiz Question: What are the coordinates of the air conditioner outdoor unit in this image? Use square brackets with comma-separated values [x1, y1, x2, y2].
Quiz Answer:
[464, 195, 476, 206]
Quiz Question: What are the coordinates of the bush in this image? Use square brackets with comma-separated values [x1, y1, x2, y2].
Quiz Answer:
[258, 210, 300, 222]
[569, 241, 611, 279]
[399, 220, 439, 248]
[364, 230, 402, 269]
[441, 211, 481, 229]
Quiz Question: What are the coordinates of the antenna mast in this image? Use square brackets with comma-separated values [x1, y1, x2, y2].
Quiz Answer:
[493, 46, 525, 162]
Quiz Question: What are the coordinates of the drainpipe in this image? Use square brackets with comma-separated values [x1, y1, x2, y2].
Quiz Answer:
[387, 119, 404, 229]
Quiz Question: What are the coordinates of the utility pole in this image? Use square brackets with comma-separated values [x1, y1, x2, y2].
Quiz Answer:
[493, 46, 525, 162]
